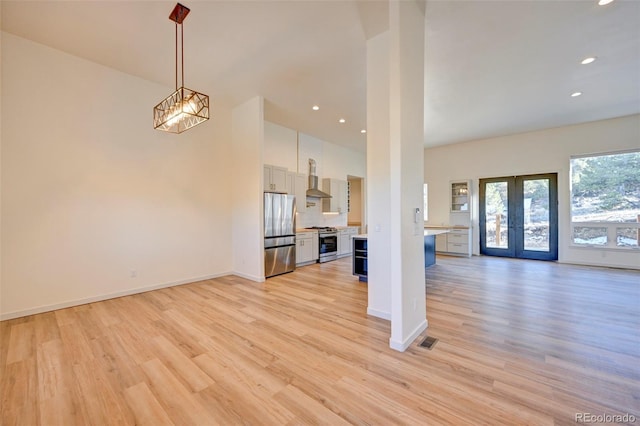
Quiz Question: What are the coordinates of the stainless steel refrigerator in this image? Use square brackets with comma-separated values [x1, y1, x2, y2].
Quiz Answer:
[264, 192, 296, 278]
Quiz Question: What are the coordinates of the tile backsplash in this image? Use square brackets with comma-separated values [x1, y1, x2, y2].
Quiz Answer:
[296, 199, 347, 228]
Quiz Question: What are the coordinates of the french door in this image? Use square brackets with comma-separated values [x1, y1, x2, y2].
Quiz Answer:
[479, 173, 558, 260]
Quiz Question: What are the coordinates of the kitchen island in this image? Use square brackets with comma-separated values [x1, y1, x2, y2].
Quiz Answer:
[424, 229, 449, 267]
[352, 235, 368, 281]
[352, 230, 449, 281]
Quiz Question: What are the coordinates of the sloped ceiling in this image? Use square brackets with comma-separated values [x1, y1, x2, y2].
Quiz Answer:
[2, 0, 639, 153]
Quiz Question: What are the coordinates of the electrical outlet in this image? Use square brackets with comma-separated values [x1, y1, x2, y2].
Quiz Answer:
[412, 298, 417, 311]
[130, 270, 137, 278]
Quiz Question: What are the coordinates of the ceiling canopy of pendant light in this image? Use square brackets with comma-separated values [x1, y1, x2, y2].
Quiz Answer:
[153, 3, 209, 134]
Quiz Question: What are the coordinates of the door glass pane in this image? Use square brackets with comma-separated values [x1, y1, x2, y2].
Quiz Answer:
[523, 179, 550, 251]
[485, 182, 509, 248]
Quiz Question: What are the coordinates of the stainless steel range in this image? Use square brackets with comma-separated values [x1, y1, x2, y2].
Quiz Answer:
[305, 227, 338, 263]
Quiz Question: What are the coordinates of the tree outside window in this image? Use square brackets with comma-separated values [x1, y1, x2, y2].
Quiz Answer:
[570, 151, 640, 247]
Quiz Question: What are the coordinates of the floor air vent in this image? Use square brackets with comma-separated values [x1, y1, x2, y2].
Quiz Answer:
[419, 336, 438, 350]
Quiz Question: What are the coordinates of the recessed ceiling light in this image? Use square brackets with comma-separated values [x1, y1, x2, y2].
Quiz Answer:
[571, 91, 583, 97]
[312, 105, 319, 111]
[581, 57, 596, 65]
[360, 129, 367, 134]
[598, 0, 614, 5]
[339, 118, 346, 123]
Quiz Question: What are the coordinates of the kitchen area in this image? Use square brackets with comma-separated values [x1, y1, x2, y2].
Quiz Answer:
[264, 205, 362, 278]
[262, 121, 473, 280]
[263, 121, 366, 279]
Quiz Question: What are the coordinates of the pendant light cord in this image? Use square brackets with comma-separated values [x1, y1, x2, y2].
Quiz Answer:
[181, 21, 185, 89]
[174, 21, 185, 91]
[175, 22, 178, 90]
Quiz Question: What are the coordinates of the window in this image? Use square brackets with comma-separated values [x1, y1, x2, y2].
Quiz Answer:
[423, 183, 429, 222]
[570, 150, 640, 248]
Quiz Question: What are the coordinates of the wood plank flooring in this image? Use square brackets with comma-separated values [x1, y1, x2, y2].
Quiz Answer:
[1, 256, 639, 425]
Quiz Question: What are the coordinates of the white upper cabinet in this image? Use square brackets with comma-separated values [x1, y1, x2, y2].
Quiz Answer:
[286, 171, 307, 213]
[451, 180, 471, 213]
[264, 164, 288, 192]
[322, 178, 348, 213]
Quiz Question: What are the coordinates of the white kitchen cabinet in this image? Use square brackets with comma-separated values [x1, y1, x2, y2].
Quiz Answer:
[337, 227, 358, 258]
[311, 232, 319, 261]
[322, 178, 347, 213]
[286, 172, 307, 213]
[447, 229, 470, 255]
[339, 231, 350, 256]
[296, 231, 318, 266]
[435, 233, 448, 252]
[451, 180, 471, 213]
[427, 227, 471, 257]
[264, 164, 288, 192]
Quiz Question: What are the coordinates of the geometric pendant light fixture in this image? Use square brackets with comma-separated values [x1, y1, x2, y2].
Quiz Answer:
[153, 3, 209, 133]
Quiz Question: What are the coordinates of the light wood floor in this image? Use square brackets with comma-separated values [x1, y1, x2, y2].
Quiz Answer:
[1, 256, 639, 425]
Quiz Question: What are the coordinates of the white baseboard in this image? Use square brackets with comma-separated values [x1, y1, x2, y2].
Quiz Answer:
[231, 271, 265, 283]
[389, 319, 428, 352]
[367, 307, 391, 320]
[0, 272, 232, 321]
[559, 259, 640, 271]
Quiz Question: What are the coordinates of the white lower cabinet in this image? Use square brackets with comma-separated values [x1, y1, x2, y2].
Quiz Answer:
[337, 227, 358, 258]
[435, 234, 448, 252]
[447, 229, 470, 255]
[312, 234, 319, 261]
[296, 231, 318, 266]
[428, 227, 471, 257]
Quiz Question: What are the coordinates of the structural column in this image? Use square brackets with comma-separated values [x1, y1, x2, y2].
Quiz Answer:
[231, 96, 265, 282]
[366, 0, 427, 351]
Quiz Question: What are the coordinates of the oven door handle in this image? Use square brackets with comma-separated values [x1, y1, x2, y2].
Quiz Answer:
[319, 232, 337, 238]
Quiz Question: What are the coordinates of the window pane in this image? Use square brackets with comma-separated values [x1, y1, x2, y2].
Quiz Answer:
[573, 226, 607, 245]
[616, 227, 639, 248]
[485, 181, 508, 248]
[571, 151, 640, 223]
[523, 179, 550, 251]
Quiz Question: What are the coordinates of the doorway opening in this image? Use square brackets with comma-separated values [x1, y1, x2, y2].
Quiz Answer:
[347, 175, 365, 232]
[479, 173, 558, 261]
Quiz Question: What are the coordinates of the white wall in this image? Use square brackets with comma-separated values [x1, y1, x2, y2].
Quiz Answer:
[263, 121, 298, 171]
[366, 31, 392, 320]
[1, 33, 234, 319]
[0, 26, 4, 315]
[231, 97, 265, 281]
[424, 114, 640, 269]
[320, 138, 366, 180]
[263, 121, 366, 228]
[387, 0, 427, 351]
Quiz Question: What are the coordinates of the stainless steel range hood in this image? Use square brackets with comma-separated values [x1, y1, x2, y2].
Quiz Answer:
[306, 159, 332, 198]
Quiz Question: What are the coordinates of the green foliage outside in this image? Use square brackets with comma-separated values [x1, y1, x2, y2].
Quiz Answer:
[485, 182, 507, 217]
[571, 151, 640, 213]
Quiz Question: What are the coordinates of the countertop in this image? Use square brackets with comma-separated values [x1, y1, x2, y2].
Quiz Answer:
[296, 226, 359, 233]
[354, 231, 446, 238]
[295, 228, 318, 233]
[424, 225, 470, 230]
[353, 229, 449, 239]
[424, 229, 449, 236]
